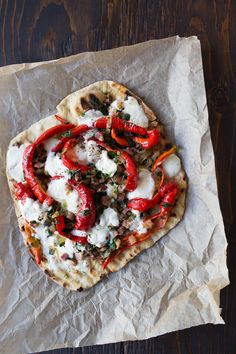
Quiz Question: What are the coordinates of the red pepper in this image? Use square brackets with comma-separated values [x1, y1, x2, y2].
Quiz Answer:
[55, 215, 88, 244]
[23, 144, 53, 205]
[49, 175, 63, 181]
[68, 180, 96, 231]
[127, 181, 178, 212]
[15, 182, 35, 201]
[111, 128, 129, 146]
[119, 151, 137, 191]
[92, 138, 137, 191]
[152, 146, 177, 172]
[34, 124, 75, 145]
[94, 116, 148, 135]
[61, 138, 90, 173]
[54, 115, 68, 124]
[51, 124, 90, 153]
[102, 214, 168, 269]
[133, 129, 160, 149]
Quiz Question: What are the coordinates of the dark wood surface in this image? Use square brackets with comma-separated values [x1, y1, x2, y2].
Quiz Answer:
[0, 1, 235, 353]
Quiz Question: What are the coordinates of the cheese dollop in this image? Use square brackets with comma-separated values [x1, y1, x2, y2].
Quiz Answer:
[88, 207, 119, 247]
[19, 198, 49, 222]
[45, 152, 69, 177]
[110, 97, 149, 128]
[128, 169, 155, 200]
[6, 143, 29, 182]
[162, 154, 181, 178]
[47, 178, 80, 214]
[95, 150, 117, 176]
[79, 109, 104, 127]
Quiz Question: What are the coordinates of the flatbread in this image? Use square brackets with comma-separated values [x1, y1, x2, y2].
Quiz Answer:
[6, 81, 187, 290]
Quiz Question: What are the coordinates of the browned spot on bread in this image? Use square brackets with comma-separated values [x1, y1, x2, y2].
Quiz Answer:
[77, 287, 83, 292]
[80, 97, 91, 110]
[45, 269, 53, 277]
[89, 93, 101, 109]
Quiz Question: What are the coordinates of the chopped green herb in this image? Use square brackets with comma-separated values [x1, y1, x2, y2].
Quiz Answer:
[68, 170, 78, 178]
[49, 248, 55, 255]
[162, 202, 173, 208]
[123, 113, 130, 121]
[108, 151, 117, 159]
[82, 209, 90, 216]
[61, 130, 72, 138]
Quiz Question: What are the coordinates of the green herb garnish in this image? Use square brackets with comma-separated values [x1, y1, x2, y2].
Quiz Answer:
[162, 202, 173, 208]
[61, 130, 72, 138]
[82, 209, 90, 216]
[123, 113, 130, 121]
[49, 248, 55, 255]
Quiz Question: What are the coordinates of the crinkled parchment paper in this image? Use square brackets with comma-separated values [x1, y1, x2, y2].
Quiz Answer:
[0, 36, 229, 354]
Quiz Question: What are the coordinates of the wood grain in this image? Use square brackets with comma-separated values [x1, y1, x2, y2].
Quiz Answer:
[0, 1, 235, 353]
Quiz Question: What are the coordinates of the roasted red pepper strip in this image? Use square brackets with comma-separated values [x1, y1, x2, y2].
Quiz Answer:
[152, 146, 177, 172]
[127, 181, 178, 212]
[15, 182, 35, 201]
[111, 128, 129, 146]
[102, 215, 168, 269]
[61, 138, 90, 173]
[54, 115, 68, 124]
[68, 180, 96, 231]
[23, 144, 54, 205]
[55, 215, 88, 244]
[51, 124, 90, 152]
[133, 129, 160, 149]
[92, 138, 137, 192]
[34, 124, 75, 145]
[94, 116, 148, 135]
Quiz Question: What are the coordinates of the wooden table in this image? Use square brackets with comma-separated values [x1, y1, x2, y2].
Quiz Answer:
[0, 1, 235, 353]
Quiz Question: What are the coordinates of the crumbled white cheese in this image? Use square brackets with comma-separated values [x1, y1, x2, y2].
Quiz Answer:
[110, 97, 149, 128]
[57, 238, 78, 259]
[75, 140, 100, 165]
[123, 97, 149, 128]
[95, 150, 117, 176]
[128, 169, 155, 200]
[45, 152, 69, 177]
[19, 198, 49, 222]
[82, 129, 98, 141]
[162, 154, 181, 178]
[47, 178, 80, 214]
[79, 109, 104, 127]
[71, 229, 87, 237]
[6, 143, 29, 182]
[88, 207, 120, 247]
[130, 210, 147, 234]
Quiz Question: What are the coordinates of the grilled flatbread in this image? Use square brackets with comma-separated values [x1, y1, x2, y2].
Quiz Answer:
[6, 81, 187, 290]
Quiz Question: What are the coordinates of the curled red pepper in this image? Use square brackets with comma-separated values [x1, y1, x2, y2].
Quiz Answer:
[51, 124, 90, 153]
[111, 128, 129, 146]
[34, 124, 75, 145]
[152, 146, 177, 172]
[133, 129, 160, 149]
[92, 138, 137, 192]
[68, 180, 96, 231]
[61, 139, 90, 173]
[127, 181, 178, 212]
[15, 182, 35, 201]
[94, 116, 147, 135]
[23, 144, 54, 205]
[55, 215, 88, 244]
[54, 115, 68, 124]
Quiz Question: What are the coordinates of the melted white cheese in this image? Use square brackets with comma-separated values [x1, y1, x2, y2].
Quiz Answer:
[79, 109, 104, 127]
[162, 154, 181, 178]
[57, 239, 78, 259]
[128, 169, 155, 200]
[45, 152, 69, 177]
[130, 210, 147, 234]
[76, 261, 89, 273]
[110, 97, 149, 128]
[19, 198, 49, 222]
[6, 143, 29, 182]
[47, 178, 80, 214]
[88, 207, 119, 247]
[75, 140, 100, 165]
[82, 128, 99, 141]
[95, 150, 117, 176]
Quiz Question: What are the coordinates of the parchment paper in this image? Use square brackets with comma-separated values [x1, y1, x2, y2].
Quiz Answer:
[0, 36, 229, 354]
